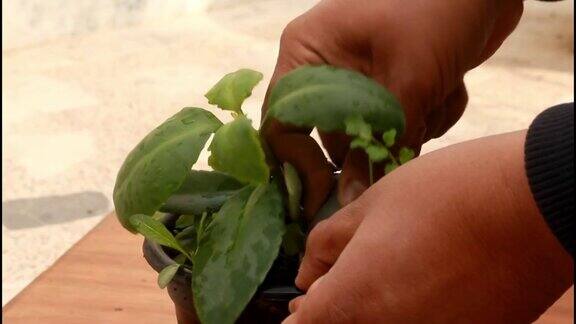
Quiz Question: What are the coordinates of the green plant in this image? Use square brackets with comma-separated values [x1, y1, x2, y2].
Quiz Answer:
[113, 65, 412, 324]
[344, 115, 415, 184]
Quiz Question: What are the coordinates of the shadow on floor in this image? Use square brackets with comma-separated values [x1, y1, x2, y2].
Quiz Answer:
[2, 191, 110, 229]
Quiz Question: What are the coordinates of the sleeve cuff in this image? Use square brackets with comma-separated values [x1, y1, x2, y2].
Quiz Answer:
[525, 102, 574, 256]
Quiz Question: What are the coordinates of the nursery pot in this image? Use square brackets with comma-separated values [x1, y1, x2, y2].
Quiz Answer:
[142, 214, 299, 324]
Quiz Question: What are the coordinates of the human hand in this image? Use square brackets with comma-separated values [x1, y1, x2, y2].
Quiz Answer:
[284, 130, 573, 323]
[262, 0, 524, 218]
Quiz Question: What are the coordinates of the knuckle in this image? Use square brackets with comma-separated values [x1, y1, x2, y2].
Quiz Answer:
[304, 221, 338, 271]
[307, 220, 336, 253]
[307, 203, 364, 254]
[280, 19, 302, 44]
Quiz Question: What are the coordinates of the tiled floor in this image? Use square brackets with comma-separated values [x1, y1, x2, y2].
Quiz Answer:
[2, 0, 573, 306]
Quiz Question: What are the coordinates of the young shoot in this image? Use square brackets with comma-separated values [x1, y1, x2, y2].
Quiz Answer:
[345, 115, 415, 185]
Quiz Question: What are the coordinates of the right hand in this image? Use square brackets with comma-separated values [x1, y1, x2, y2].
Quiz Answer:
[261, 0, 524, 218]
[285, 130, 574, 323]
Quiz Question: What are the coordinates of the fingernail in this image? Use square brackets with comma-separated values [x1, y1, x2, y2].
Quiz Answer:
[339, 179, 366, 206]
[282, 313, 297, 324]
[289, 295, 305, 313]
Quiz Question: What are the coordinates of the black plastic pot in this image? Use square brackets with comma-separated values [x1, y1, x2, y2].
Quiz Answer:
[142, 214, 301, 324]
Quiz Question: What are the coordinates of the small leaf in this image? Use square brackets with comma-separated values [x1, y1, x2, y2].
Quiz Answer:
[282, 223, 305, 256]
[283, 162, 302, 221]
[158, 264, 180, 289]
[175, 215, 197, 229]
[365, 145, 389, 162]
[130, 214, 189, 257]
[205, 69, 263, 113]
[345, 115, 372, 141]
[208, 116, 270, 184]
[350, 138, 370, 149]
[174, 254, 189, 264]
[175, 225, 198, 252]
[399, 147, 415, 164]
[152, 211, 168, 221]
[382, 129, 397, 147]
[385, 162, 398, 174]
[195, 212, 212, 255]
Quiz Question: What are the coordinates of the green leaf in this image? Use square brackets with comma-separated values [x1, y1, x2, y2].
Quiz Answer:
[208, 116, 270, 185]
[345, 115, 372, 141]
[385, 162, 399, 174]
[350, 138, 370, 149]
[382, 129, 397, 147]
[399, 147, 415, 164]
[365, 145, 389, 162]
[161, 170, 243, 215]
[283, 162, 302, 221]
[192, 183, 286, 324]
[195, 212, 211, 255]
[174, 254, 189, 264]
[282, 223, 305, 256]
[175, 225, 198, 252]
[175, 214, 197, 229]
[130, 214, 190, 258]
[244, 184, 268, 216]
[266, 65, 405, 134]
[158, 263, 180, 289]
[113, 108, 222, 232]
[152, 211, 168, 221]
[205, 69, 263, 113]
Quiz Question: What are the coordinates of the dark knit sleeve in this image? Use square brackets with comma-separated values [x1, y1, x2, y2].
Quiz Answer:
[525, 103, 574, 256]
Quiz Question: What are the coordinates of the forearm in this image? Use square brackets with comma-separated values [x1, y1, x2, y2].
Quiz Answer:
[363, 130, 573, 321]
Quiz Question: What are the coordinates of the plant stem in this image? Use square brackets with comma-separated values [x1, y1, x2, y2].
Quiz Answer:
[389, 152, 400, 166]
[194, 212, 208, 257]
[368, 160, 374, 185]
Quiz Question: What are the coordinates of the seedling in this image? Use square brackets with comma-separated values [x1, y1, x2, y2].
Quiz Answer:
[113, 65, 412, 324]
[344, 115, 414, 184]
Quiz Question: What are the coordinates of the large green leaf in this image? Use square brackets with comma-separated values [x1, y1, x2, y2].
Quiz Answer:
[192, 183, 286, 324]
[160, 170, 243, 215]
[113, 108, 222, 232]
[208, 116, 269, 185]
[266, 65, 405, 134]
[205, 69, 263, 113]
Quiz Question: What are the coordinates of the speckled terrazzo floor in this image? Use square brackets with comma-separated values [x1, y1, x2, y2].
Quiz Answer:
[2, 0, 573, 306]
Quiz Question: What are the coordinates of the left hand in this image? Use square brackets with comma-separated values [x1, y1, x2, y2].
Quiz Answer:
[262, 0, 525, 218]
[284, 130, 573, 324]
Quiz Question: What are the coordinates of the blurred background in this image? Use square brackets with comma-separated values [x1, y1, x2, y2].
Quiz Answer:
[2, 0, 573, 307]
